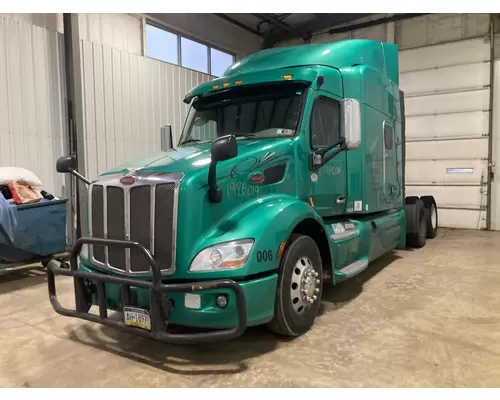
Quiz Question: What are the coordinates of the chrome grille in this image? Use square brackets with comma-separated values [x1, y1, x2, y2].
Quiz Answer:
[154, 183, 176, 271]
[107, 186, 126, 268]
[130, 185, 152, 273]
[91, 185, 105, 263]
[88, 172, 181, 275]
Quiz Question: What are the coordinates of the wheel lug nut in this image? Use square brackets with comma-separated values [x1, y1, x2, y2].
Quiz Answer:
[314, 272, 319, 277]
[308, 298, 314, 304]
[315, 279, 320, 284]
[312, 295, 317, 301]
[314, 288, 319, 293]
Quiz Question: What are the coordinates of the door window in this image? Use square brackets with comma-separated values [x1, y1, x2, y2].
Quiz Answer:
[310, 96, 341, 149]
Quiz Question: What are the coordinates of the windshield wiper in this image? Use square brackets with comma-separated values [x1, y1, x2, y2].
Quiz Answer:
[235, 133, 257, 139]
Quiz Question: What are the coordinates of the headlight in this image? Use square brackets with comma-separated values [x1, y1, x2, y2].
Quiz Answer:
[189, 239, 254, 272]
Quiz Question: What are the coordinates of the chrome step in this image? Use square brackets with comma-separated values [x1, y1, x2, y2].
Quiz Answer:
[339, 259, 368, 276]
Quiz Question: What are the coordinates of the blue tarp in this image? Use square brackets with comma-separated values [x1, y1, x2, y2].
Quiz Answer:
[0, 193, 18, 244]
[0, 196, 67, 262]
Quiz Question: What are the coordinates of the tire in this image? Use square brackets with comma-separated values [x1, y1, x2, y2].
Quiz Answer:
[405, 198, 427, 248]
[267, 234, 323, 337]
[420, 196, 438, 239]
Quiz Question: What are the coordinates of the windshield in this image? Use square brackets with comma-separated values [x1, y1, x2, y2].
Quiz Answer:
[179, 82, 307, 145]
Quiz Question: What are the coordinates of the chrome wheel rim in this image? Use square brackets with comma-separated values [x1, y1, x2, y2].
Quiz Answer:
[290, 256, 320, 314]
[430, 204, 437, 229]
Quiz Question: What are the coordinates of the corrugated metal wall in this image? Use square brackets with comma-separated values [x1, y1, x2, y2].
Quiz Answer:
[0, 17, 68, 197]
[0, 16, 213, 196]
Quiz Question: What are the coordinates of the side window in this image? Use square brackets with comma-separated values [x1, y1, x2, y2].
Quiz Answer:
[384, 121, 394, 149]
[310, 97, 341, 148]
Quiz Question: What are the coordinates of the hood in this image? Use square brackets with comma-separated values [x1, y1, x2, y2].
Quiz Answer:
[101, 137, 295, 178]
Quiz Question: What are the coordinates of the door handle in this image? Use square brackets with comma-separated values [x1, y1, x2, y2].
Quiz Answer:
[336, 196, 346, 204]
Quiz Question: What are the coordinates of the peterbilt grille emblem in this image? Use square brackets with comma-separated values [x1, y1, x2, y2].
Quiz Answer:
[120, 175, 136, 185]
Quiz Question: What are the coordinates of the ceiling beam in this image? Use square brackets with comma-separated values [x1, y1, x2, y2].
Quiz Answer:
[265, 13, 368, 47]
[252, 13, 294, 32]
[214, 13, 263, 37]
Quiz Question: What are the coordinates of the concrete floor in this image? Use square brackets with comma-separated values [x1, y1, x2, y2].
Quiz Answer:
[1, 228, 500, 387]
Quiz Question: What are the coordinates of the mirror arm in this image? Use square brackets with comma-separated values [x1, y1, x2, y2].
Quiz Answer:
[310, 139, 347, 170]
[207, 161, 223, 203]
[320, 146, 345, 166]
[317, 138, 345, 158]
[69, 168, 91, 185]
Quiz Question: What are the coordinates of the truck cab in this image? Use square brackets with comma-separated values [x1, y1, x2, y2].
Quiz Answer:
[48, 39, 438, 343]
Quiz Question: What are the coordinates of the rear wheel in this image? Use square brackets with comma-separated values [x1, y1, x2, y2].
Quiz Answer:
[421, 196, 438, 239]
[405, 197, 427, 248]
[267, 234, 323, 337]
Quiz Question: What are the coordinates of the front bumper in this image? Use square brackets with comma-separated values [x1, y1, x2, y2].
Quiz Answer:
[47, 237, 247, 344]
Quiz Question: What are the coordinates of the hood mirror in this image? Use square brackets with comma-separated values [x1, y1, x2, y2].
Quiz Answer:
[161, 124, 173, 151]
[208, 135, 238, 203]
[56, 155, 91, 185]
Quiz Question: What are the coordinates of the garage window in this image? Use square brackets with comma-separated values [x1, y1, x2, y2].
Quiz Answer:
[384, 121, 394, 149]
[145, 23, 235, 76]
[211, 48, 234, 78]
[145, 24, 179, 65]
[181, 37, 208, 74]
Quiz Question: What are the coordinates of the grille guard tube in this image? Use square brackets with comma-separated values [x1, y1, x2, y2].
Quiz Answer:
[47, 237, 248, 344]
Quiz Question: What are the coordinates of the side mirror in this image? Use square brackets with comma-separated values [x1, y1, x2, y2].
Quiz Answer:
[56, 155, 77, 173]
[161, 124, 173, 151]
[56, 155, 91, 185]
[211, 134, 238, 162]
[341, 99, 361, 149]
[208, 135, 238, 203]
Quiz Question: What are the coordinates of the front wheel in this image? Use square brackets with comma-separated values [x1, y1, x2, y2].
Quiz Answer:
[267, 234, 323, 337]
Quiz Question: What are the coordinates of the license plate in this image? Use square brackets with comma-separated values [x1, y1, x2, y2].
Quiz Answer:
[124, 307, 151, 331]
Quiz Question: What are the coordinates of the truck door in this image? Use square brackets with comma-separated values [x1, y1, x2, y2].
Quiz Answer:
[308, 92, 347, 217]
[382, 120, 400, 204]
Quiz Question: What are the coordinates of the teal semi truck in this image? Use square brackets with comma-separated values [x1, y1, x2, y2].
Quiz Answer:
[48, 39, 438, 344]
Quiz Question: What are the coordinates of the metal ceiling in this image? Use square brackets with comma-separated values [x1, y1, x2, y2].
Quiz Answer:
[214, 13, 375, 47]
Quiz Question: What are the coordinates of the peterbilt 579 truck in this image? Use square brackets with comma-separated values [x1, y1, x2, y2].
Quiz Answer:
[48, 39, 438, 344]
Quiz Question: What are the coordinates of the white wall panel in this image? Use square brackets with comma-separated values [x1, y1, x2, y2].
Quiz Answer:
[0, 17, 67, 196]
[406, 138, 488, 161]
[406, 111, 489, 140]
[399, 37, 490, 72]
[401, 63, 490, 96]
[0, 13, 142, 54]
[404, 89, 489, 117]
[79, 13, 142, 55]
[405, 185, 486, 209]
[437, 209, 486, 230]
[406, 160, 487, 185]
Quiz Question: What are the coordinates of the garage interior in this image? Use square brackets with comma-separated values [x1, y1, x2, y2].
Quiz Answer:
[1, 12, 500, 387]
